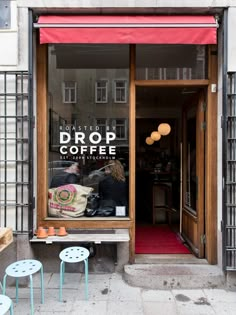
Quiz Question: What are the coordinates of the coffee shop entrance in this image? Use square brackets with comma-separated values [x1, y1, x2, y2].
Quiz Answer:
[135, 86, 206, 258]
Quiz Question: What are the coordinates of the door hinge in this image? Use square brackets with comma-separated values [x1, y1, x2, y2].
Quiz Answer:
[201, 122, 206, 130]
[200, 234, 206, 244]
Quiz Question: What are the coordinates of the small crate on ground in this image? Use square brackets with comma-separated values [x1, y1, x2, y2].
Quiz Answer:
[0, 228, 13, 253]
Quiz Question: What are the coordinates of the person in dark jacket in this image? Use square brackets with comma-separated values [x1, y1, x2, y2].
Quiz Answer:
[98, 160, 128, 212]
[50, 162, 80, 188]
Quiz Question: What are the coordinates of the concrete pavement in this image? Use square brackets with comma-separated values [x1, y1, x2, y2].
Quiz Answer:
[2, 272, 236, 315]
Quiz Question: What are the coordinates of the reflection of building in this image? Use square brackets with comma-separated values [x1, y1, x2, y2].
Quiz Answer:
[1, 2, 236, 285]
[48, 45, 129, 159]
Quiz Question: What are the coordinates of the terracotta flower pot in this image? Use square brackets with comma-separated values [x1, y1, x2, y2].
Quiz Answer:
[57, 227, 68, 236]
[35, 226, 43, 235]
[48, 226, 56, 236]
[37, 228, 48, 239]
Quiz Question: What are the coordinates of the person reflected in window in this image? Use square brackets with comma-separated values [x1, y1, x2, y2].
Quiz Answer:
[50, 162, 80, 188]
[98, 159, 128, 209]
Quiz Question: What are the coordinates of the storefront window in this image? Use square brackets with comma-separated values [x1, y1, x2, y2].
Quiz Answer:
[136, 45, 207, 80]
[47, 44, 129, 219]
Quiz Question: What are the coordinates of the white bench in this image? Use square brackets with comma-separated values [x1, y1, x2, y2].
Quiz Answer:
[30, 229, 130, 267]
[30, 228, 130, 244]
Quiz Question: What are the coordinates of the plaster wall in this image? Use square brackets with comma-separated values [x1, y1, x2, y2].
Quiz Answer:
[0, 1, 18, 68]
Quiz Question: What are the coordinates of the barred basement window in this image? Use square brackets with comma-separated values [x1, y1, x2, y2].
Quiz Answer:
[114, 80, 127, 103]
[62, 81, 77, 103]
[95, 80, 108, 103]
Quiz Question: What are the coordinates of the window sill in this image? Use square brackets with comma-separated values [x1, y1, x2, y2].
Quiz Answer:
[43, 216, 130, 221]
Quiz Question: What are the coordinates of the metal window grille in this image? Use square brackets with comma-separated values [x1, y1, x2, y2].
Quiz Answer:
[0, 71, 33, 234]
[223, 72, 236, 270]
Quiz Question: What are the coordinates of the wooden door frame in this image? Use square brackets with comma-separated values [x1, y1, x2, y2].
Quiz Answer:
[36, 44, 217, 264]
[131, 45, 217, 264]
[181, 91, 205, 258]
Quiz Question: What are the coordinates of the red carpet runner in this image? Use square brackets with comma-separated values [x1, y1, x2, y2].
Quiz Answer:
[135, 225, 191, 254]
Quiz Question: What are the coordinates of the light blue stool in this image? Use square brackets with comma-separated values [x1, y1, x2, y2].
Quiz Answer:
[2, 259, 44, 315]
[59, 246, 89, 302]
[0, 294, 14, 315]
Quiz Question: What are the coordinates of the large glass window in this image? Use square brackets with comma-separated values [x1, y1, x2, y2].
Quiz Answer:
[136, 45, 207, 80]
[47, 44, 130, 218]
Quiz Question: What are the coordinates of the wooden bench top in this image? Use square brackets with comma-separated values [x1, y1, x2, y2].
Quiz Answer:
[30, 229, 130, 244]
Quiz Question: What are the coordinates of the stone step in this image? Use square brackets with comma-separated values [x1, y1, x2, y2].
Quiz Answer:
[123, 264, 226, 289]
[135, 254, 208, 265]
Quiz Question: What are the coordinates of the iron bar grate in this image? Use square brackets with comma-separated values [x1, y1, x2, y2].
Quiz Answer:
[0, 71, 33, 233]
[224, 72, 236, 270]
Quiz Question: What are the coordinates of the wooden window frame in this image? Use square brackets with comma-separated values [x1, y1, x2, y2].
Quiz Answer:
[36, 44, 132, 232]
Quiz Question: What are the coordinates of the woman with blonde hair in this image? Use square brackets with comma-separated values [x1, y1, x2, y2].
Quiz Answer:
[104, 160, 126, 181]
[98, 159, 128, 215]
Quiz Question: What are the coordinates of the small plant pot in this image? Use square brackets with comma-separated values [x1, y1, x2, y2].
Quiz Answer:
[48, 226, 56, 236]
[35, 226, 44, 236]
[37, 228, 48, 239]
[57, 227, 68, 236]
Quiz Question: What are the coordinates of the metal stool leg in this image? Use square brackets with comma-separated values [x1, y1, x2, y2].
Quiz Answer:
[62, 261, 65, 284]
[84, 258, 88, 300]
[59, 261, 64, 302]
[15, 278, 19, 303]
[40, 265, 44, 304]
[29, 274, 34, 315]
[2, 274, 7, 295]
[10, 299, 14, 315]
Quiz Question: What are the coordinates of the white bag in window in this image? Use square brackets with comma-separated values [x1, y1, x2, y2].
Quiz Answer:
[48, 184, 93, 218]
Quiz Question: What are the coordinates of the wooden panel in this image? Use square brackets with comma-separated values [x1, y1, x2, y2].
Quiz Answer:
[196, 91, 206, 257]
[182, 210, 198, 254]
[37, 43, 48, 223]
[129, 44, 136, 263]
[205, 45, 218, 264]
[37, 218, 132, 229]
[181, 90, 205, 257]
[135, 80, 209, 87]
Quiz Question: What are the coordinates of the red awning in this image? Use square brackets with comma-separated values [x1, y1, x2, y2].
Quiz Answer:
[36, 15, 217, 45]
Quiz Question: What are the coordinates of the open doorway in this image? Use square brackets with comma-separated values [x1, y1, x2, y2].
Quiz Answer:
[135, 86, 205, 257]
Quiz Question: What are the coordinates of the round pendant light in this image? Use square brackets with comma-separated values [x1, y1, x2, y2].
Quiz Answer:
[151, 131, 161, 141]
[145, 137, 154, 145]
[158, 123, 171, 136]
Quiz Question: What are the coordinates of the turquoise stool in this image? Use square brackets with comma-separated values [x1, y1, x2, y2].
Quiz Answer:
[2, 259, 44, 315]
[59, 246, 89, 302]
[0, 294, 14, 315]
